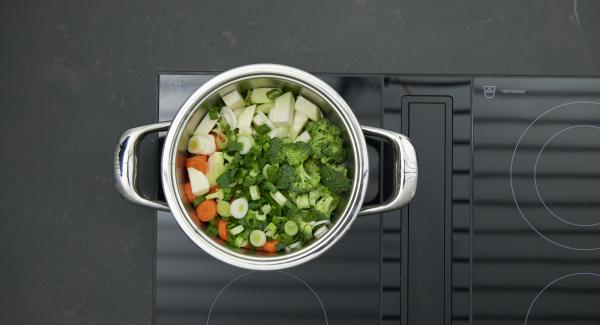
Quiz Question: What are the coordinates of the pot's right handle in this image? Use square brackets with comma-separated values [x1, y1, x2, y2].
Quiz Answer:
[358, 126, 418, 216]
[114, 122, 171, 211]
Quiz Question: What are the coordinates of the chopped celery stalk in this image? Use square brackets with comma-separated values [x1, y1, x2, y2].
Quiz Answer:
[284, 220, 298, 236]
[264, 223, 277, 237]
[234, 236, 245, 248]
[314, 226, 328, 239]
[230, 198, 248, 219]
[249, 185, 260, 201]
[261, 204, 272, 214]
[295, 95, 321, 121]
[229, 224, 245, 236]
[295, 194, 310, 209]
[216, 200, 231, 217]
[270, 191, 288, 206]
[220, 107, 238, 129]
[294, 130, 311, 143]
[249, 230, 267, 247]
[237, 135, 254, 155]
[250, 88, 275, 104]
[256, 102, 274, 114]
[255, 211, 266, 221]
[285, 241, 301, 253]
[221, 90, 245, 109]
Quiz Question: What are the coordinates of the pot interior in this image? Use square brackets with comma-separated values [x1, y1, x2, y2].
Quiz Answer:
[170, 74, 360, 259]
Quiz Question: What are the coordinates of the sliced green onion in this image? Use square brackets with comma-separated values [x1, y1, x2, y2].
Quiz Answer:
[192, 195, 206, 208]
[216, 200, 231, 217]
[250, 230, 267, 247]
[234, 236, 245, 248]
[249, 169, 260, 178]
[314, 226, 328, 239]
[261, 204, 272, 214]
[270, 191, 288, 206]
[208, 109, 220, 120]
[266, 88, 283, 99]
[255, 211, 266, 221]
[255, 124, 271, 135]
[249, 185, 260, 201]
[229, 224, 245, 236]
[264, 223, 277, 237]
[284, 220, 298, 236]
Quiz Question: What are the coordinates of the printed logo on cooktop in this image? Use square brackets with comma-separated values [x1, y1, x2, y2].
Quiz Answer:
[483, 85, 496, 98]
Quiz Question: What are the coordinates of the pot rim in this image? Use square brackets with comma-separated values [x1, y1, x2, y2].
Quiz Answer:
[160, 64, 369, 270]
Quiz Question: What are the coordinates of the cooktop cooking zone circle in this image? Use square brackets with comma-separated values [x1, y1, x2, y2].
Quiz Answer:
[510, 101, 600, 250]
[534, 125, 600, 227]
[206, 271, 328, 325]
[525, 273, 600, 324]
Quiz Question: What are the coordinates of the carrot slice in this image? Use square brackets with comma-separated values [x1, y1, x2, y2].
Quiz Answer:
[184, 182, 196, 203]
[211, 132, 227, 151]
[196, 199, 217, 222]
[263, 240, 279, 253]
[186, 155, 208, 173]
[218, 219, 228, 241]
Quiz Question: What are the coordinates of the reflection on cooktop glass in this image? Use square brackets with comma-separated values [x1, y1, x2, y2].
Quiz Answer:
[473, 78, 600, 324]
[156, 74, 387, 325]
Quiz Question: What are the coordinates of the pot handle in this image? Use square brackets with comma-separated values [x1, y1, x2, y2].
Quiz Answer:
[358, 126, 418, 216]
[114, 122, 171, 211]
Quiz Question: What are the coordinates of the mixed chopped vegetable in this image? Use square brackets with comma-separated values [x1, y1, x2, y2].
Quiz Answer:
[183, 88, 352, 254]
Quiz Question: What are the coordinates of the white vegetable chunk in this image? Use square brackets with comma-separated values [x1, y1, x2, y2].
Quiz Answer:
[237, 135, 254, 154]
[221, 90, 245, 109]
[187, 168, 210, 196]
[289, 110, 309, 140]
[252, 111, 275, 129]
[193, 112, 219, 135]
[294, 130, 311, 143]
[295, 95, 321, 121]
[250, 88, 274, 104]
[238, 105, 256, 131]
[268, 92, 295, 127]
[220, 107, 238, 129]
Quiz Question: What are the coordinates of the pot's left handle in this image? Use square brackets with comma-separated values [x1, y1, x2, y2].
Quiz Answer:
[114, 122, 171, 211]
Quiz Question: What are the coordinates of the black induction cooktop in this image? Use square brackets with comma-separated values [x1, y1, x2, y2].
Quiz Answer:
[155, 74, 600, 325]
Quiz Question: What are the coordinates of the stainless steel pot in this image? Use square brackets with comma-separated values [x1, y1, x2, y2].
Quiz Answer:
[114, 64, 417, 270]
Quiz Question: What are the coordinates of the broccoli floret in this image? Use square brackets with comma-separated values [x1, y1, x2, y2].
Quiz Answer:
[306, 119, 346, 164]
[320, 163, 352, 194]
[267, 137, 285, 164]
[276, 164, 296, 190]
[282, 142, 311, 166]
[313, 195, 340, 219]
[290, 163, 321, 193]
[309, 185, 331, 206]
[262, 163, 279, 182]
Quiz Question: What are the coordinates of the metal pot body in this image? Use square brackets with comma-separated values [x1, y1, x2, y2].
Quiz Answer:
[114, 64, 417, 270]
